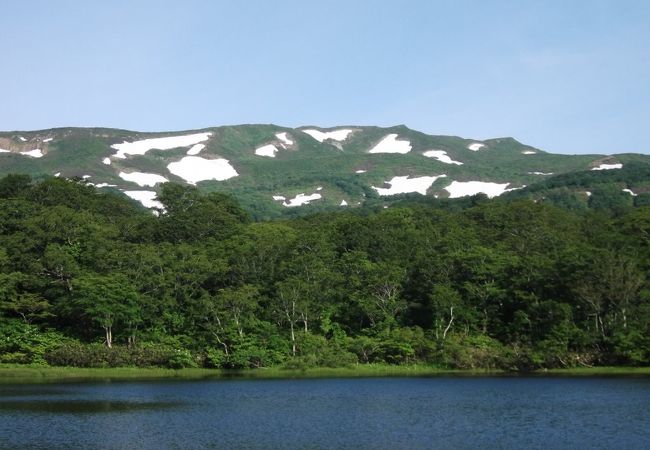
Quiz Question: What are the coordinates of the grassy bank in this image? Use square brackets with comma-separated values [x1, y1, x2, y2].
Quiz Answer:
[1, 364, 649, 384]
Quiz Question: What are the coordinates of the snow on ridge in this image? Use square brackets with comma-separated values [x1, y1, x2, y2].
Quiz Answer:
[623, 189, 637, 196]
[444, 180, 519, 198]
[368, 134, 412, 154]
[255, 144, 279, 158]
[119, 171, 169, 187]
[468, 142, 485, 151]
[372, 175, 447, 196]
[111, 132, 212, 159]
[522, 151, 537, 155]
[187, 144, 205, 156]
[276, 132, 293, 147]
[124, 190, 164, 209]
[592, 163, 623, 171]
[167, 156, 238, 185]
[102, 157, 111, 165]
[302, 128, 353, 143]
[282, 192, 322, 207]
[422, 150, 463, 165]
[20, 149, 43, 158]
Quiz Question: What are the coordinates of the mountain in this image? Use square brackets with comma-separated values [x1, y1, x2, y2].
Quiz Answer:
[1, 124, 649, 218]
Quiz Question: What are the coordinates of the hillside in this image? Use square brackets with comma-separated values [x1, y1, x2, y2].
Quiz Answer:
[1, 125, 648, 218]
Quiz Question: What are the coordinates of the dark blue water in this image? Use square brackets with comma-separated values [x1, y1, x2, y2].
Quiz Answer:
[0, 376, 648, 449]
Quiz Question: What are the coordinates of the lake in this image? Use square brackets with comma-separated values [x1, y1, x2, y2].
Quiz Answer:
[0, 376, 648, 449]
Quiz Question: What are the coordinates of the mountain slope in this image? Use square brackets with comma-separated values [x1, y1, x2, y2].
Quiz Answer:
[1, 125, 648, 218]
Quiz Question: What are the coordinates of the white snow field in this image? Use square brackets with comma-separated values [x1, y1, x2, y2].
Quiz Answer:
[187, 144, 205, 156]
[422, 150, 463, 165]
[368, 134, 412, 154]
[0, 148, 10, 153]
[124, 190, 164, 209]
[119, 171, 169, 187]
[282, 192, 323, 207]
[20, 149, 43, 158]
[255, 144, 279, 158]
[112, 132, 212, 159]
[302, 129, 353, 143]
[102, 157, 111, 165]
[467, 143, 485, 151]
[444, 181, 517, 198]
[591, 163, 623, 170]
[372, 175, 447, 196]
[276, 132, 293, 147]
[167, 156, 238, 185]
[623, 189, 637, 196]
[522, 151, 537, 155]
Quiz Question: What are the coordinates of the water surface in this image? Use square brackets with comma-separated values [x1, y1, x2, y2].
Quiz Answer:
[0, 376, 648, 449]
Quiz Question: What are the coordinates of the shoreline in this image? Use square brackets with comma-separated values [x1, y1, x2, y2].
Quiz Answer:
[1, 364, 649, 384]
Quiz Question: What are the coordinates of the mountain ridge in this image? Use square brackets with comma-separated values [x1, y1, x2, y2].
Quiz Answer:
[1, 124, 648, 218]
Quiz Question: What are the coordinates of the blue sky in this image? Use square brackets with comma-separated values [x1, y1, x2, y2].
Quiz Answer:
[2, 0, 649, 154]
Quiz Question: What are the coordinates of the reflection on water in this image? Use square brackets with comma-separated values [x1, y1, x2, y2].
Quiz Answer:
[0, 377, 648, 449]
[0, 400, 180, 413]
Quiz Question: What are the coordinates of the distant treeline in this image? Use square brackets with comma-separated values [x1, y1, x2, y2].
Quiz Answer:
[0, 174, 648, 370]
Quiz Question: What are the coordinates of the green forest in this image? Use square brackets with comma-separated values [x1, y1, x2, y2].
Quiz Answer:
[1, 174, 648, 371]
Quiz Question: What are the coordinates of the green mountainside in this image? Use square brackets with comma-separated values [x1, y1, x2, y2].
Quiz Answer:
[1, 125, 648, 218]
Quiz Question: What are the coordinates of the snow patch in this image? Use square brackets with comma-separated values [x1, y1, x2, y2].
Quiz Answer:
[187, 144, 205, 156]
[623, 189, 637, 196]
[18, 136, 27, 142]
[468, 143, 485, 151]
[302, 129, 353, 143]
[368, 134, 412, 154]
[124, 190, 164, 209]
[355, 169, 367, 174]
[95, 183, 117, 188]
[282, 192, 322, 207]
[445, 181, 519, 198]
[111, 132, 212, 159]
[54, 172, 61, 177]
[591, 163, 623, 170]
[585, 191, 592, 196]
[528, 171, 554, 176]
[255, 144, 279, 158]
[0, 149, 10, 153]
[102, 157, 111, 165]
[272, 195, 286, 201]
[43, 138, 53, 143]
[276, 132, 293, 147]
[422, 150, 463, 165]
[522, 151, 537, 155]
[119, 171, 169, 187]
[82, 175, 91, 179]
[20, 149, 43, 158]
[372, 175, 447, 196]
[340, 200, 348, 206]
[167, 156, 238, 185]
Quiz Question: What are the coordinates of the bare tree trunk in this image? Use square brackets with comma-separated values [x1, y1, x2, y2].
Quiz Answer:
[443, 306, 454, 340]
[105, 326, 112, 348]
[290, 321, 296, 357]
